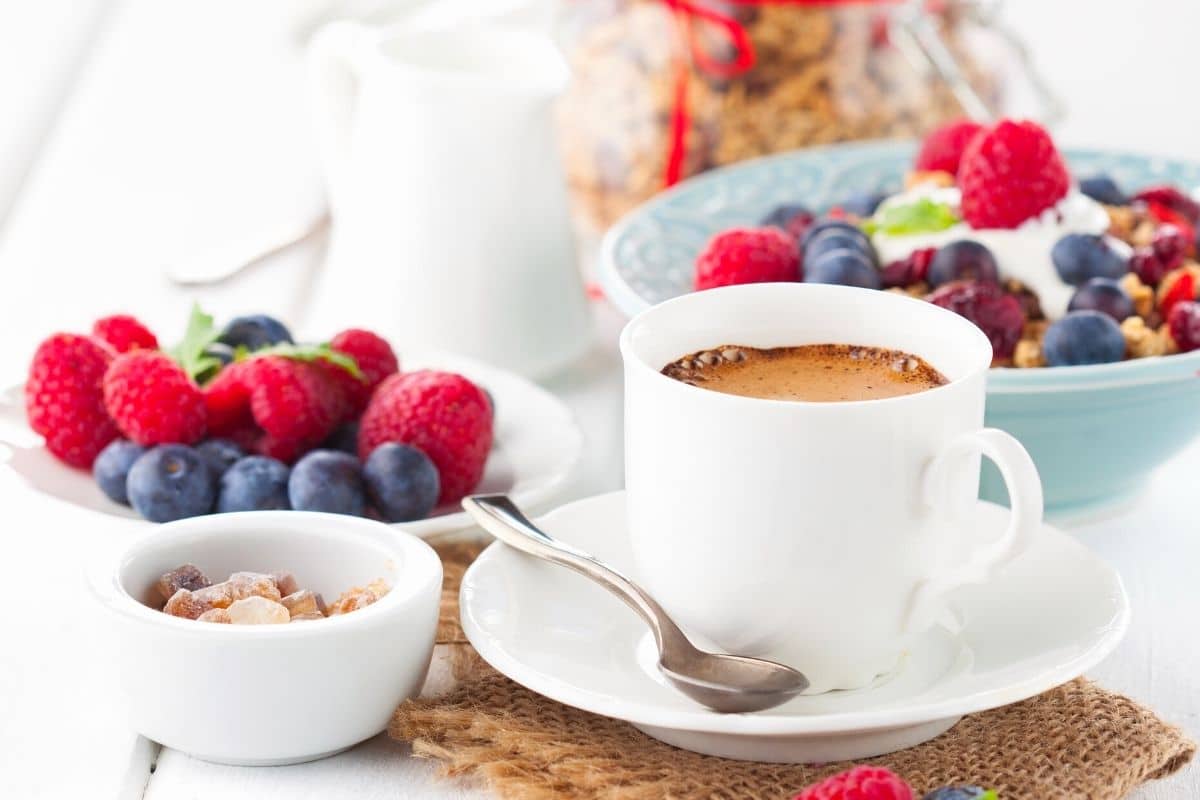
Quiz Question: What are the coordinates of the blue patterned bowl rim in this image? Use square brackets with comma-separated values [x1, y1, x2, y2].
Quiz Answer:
[599, 139, 1200, 393]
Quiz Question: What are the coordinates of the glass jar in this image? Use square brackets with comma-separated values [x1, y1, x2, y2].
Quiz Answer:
[556, 0, 1056, 230]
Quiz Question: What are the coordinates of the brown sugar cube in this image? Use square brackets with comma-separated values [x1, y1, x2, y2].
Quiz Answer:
[194, 572, 282, 608]
[155, 564, 212, 604]
[227, 596, 290, 625]
[192, 581, 236, 609]
[280, 590, 322, 618]
[197, 608, 232, 624]
[326, 579, 390, 616]
[289, 612, 325, 622]
[270, 571, 299, 597]
[163, 589, 212, 620]
[229, 572, 283, 601]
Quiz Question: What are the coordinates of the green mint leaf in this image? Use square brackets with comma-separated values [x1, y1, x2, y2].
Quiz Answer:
[871, 198, 959, 235]
[249, 342, 363, 380]
[979, 792, 999, 800]
[168, 302, 222, 383]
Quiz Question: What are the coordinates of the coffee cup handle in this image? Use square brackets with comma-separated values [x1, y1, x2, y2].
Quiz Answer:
[904, 428, 1044, 633]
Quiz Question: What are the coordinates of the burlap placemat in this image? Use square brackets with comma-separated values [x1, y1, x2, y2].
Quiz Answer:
[394, 541, 1195, 799]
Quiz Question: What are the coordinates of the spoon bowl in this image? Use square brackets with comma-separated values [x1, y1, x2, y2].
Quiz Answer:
[462, 494, 808, 713]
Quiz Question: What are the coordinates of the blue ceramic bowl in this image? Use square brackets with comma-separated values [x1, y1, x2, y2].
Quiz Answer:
[599, 141, 1200, 522]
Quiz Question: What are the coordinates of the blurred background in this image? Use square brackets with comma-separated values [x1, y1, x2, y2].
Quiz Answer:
[0, 1, 1191, 384]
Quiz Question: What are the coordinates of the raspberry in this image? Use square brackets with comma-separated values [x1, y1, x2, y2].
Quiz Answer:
[319, 329, 400, 419]
[203, 356, 340, 463]
[1143, 200, 1196, 251]
[1133, 185, 1200, 225]
[1131, 247, 1168, 286]
[794, 766, 913, 800]
[958, 119, 1069, 230]
[880, 247, 935, 288]
[1158, 269, 1197, 320]
[1168, 301, 1200, 352]
[928, 280, 1025, 361]
[694, 227, 801, 290]
[24, 333, 119, 468]
[1152, 224, 1189, 270]
[92, 314, 158, 353]
[914, 119, 984, 175]
[358, 370, 493, 506]
[103, 351, 206, 446]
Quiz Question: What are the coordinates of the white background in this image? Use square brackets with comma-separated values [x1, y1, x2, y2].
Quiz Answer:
[0, 1, 1196, 798]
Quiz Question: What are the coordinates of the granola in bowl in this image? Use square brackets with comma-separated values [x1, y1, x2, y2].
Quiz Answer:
[686, 117, 1200, 368]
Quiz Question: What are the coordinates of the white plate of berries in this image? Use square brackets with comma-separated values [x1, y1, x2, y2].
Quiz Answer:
[3, 307, 583, 538]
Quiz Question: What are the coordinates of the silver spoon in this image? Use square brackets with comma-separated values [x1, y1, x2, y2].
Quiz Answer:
[462, 494, 809, 713]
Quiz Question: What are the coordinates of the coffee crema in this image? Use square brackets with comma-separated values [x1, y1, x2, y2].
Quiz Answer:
[661, 344, 949, 402]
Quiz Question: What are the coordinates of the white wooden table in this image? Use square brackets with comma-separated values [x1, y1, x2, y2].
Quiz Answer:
[0, 2, 1195, 798]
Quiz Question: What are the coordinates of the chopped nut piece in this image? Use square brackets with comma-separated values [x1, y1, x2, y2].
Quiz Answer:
[326, 579, 390, 616]
[1162, 323, 1181, 355]
[1105, 204, 1138, 242]
[905, 170, 955, 189]
[1120, 273, 1155, 319]
[1013, 339, 1046, 368]
[163, 589, 211, 620]
[155, 564, 211, 604]
[226, 596, 290, 625]
[1022, 319, 1050, 342]
[1121, 316, 1172, 358]
[197, 608, 232, 624]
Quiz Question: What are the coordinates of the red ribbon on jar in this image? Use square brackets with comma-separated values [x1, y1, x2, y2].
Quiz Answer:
[658, 0, 918, 187]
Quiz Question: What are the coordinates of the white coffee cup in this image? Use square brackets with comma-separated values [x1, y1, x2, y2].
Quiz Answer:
[620, 283, 1043, 694]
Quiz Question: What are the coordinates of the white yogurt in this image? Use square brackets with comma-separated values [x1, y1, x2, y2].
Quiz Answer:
[871, 186, 1114, 318]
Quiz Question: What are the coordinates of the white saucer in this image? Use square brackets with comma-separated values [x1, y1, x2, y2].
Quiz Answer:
[459, 491, 1129, 763]
[0, 351, 582, 539]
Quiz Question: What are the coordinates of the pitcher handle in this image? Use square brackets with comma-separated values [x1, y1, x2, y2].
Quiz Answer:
[306, 21, 372, 208]
[904, 428, 1044, 633]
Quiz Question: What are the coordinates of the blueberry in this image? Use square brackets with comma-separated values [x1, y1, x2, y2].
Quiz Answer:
[127, 445, 216, 522]
[804, 228, 878, 266]
[288, 450, 365, 516]
[1043, 310, 1126, 366]
[921, 788, 995, 800]
[93, 440, 146, 505]
[1051, 234, 1128, 286]
[321, 422, 360, 455]
[838, 191, 887, 218]
[800, 219, 871, 252]
[363, 443, 440, 522]
[1078, 173, 1127, 206]
[927, 240, 999, 287]
[196, 438, 245, 479]
[804, 248, 882, 289]
[1067, 277, 1135, 322]
[759, 203, 812, 230]
[217, 456, 290, 512]
[203, 342, 236, 366]
[216, 314, 294, 351]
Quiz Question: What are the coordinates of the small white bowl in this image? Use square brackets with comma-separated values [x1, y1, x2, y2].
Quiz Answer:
[87, 511, 442, 766]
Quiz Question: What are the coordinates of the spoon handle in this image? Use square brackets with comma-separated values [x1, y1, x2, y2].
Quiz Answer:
[462, 495, 694, 656]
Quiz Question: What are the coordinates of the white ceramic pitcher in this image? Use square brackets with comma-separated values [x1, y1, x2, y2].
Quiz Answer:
[305, 19, 591, 377]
